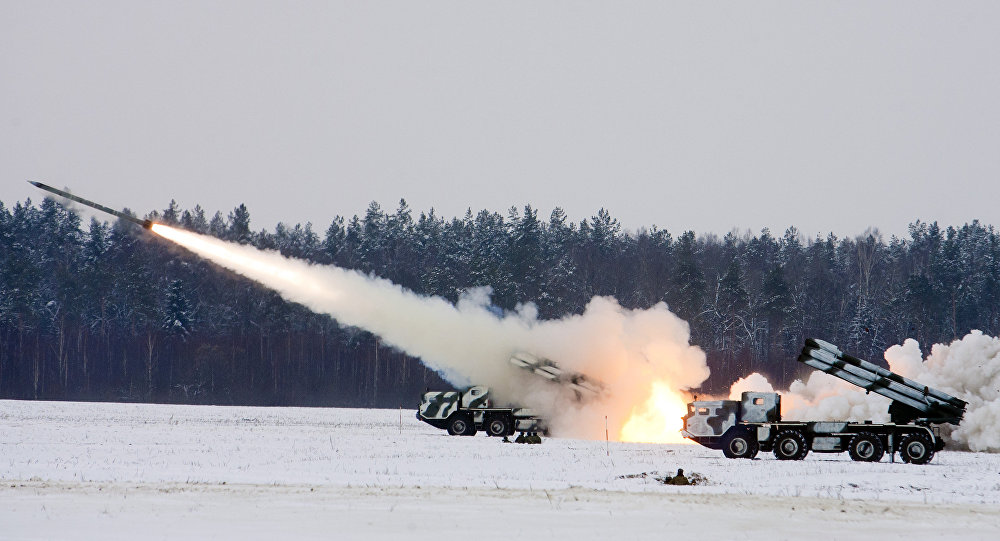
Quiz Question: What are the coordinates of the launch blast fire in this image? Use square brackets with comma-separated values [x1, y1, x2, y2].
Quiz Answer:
[29, 182, 708, 442]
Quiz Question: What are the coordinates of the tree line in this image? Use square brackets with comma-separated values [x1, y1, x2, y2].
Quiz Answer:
[1, 196, 997, 406]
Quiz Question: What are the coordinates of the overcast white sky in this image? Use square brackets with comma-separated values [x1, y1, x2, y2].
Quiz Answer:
[2, 1, 998, 239]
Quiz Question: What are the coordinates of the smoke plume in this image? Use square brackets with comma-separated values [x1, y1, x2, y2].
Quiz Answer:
[151, 225, 709, 440]
[730, 332, 1000, 452]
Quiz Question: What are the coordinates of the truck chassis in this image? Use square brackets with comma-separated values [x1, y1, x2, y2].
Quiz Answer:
[688, 417, 941, 464]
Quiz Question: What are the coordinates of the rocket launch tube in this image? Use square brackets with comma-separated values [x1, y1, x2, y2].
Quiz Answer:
[805, 337, 967, 409]
[28, 181, 153, 229]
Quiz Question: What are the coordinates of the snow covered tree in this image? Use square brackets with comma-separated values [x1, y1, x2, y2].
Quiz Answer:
[227, 204, 252, 244]
[163, 280, 193, 339]
[507, 205, 543, 304]
[2, 192, 1000, 404]
[672, 230, 706, 322]
[321, 216, 346, 265]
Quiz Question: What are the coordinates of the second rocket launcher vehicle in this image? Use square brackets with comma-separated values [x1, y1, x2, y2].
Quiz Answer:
[682, 339, 966, 464]
[28, 181, 153, 229]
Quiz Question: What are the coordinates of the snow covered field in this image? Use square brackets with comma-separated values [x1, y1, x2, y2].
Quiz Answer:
[2, 400, 999, 540]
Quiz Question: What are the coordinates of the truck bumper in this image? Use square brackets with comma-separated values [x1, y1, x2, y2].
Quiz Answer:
[683, 433, 723, 450]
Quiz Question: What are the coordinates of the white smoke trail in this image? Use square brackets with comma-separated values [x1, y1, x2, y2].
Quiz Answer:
[151, 225, 709, 441]
[729, 332, 1000, 452]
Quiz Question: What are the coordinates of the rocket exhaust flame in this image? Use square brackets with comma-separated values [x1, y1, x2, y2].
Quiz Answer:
[28, 180, 711, 442]
[151, 224, 329, 297]
[620, 381, 691, 444]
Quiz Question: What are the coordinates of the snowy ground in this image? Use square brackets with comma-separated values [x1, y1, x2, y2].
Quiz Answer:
[2, 400, 999, 540]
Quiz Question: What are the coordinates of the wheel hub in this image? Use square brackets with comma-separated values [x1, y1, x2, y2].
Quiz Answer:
[730, 439, 747, 454]
[857, 441, 874, 458]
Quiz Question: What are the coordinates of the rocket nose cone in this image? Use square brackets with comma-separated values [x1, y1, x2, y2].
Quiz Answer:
[27, 180, 42, 187]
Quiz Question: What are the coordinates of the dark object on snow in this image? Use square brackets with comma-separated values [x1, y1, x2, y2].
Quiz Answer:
[514, 433, 542, 444]
[665, 468, 689, 485]
[28, 181, 153, 229]
[686, 472, 707, 485]
[620, 471, 706, 485]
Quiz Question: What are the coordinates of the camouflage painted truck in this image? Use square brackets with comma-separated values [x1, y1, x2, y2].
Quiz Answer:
[416, 385, 545, 442]
[681, 338, 967, 465]
[416, 352, 602, 443]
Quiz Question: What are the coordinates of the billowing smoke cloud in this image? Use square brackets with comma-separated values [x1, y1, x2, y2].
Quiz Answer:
[728, 373, 774, 399]
[152, 225, 709, 440]
[884, 332, 1000, 452]
[782, 372, 892, 424]
[729, 332, 1000, 452]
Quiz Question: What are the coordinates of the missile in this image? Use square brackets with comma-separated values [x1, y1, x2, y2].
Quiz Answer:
[28, 181, 153, 229]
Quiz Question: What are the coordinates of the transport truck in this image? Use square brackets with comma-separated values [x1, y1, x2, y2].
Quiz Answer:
[681, 338, 967, 464]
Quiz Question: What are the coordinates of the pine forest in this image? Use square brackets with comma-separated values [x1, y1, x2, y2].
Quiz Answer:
[1, 197, 997, 407]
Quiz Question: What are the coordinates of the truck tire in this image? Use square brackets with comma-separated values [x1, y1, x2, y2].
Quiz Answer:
[447, 415, 476, 436]
[773, 429, 809, 461]
[722, 428, 759, 459]
[848, 432, 885, 462]
[486, 415, 510, 437]
[899, 433, 934, 465]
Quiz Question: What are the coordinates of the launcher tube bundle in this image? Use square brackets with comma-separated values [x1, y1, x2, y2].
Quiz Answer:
[799, 338, 966, 425]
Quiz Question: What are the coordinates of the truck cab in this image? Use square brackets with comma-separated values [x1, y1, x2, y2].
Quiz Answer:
[681, 392, 780, 449]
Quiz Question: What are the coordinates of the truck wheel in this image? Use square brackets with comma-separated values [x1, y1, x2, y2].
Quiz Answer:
[899, 434, 934, 465]
[722, 428, 759, 459]
[487, 416, 510, 437]
[773, 430, 809, 461]
[848, 432, 885, 462]
[447, 415, 475, 436]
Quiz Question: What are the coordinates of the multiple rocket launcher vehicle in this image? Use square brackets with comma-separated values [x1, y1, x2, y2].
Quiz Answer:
[29, 182, 969, 463]
[682, 338, 967, 464]
[415, 352, 604, 442]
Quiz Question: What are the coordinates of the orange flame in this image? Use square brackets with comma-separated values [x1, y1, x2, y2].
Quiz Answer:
[619, 380, 690, 443]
